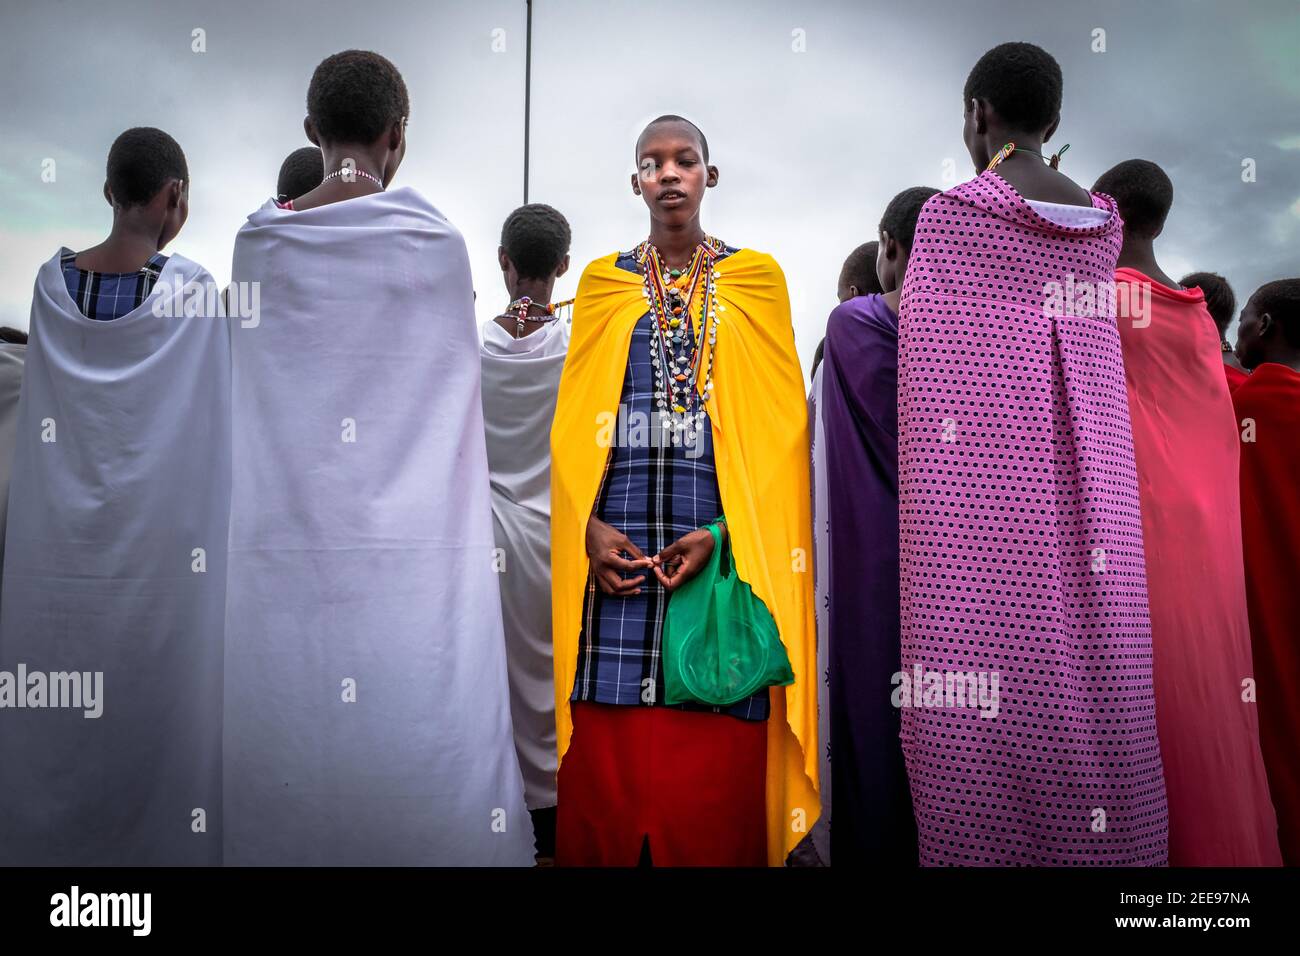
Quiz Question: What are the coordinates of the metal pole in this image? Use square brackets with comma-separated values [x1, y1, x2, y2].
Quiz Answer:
[524, 0, 533, 204]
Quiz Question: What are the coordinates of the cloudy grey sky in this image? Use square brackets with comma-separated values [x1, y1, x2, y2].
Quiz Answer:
[2, 0, 1297, 378]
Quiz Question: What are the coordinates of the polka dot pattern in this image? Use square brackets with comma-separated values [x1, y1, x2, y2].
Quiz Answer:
[895, 171, 1169, 866]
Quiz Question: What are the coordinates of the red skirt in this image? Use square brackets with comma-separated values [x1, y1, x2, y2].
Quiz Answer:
[556, 701, 767, 866]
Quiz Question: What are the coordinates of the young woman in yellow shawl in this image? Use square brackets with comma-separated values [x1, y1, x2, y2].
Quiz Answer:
[549, 115, 819, 866]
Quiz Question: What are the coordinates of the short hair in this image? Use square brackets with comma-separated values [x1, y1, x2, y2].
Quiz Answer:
[307, 50, 409, 144]
[1249, 278, 1300, 348]
[0, 327, 28, 345]
[636, 114, 709, 164]
[839, 241, 883, 296]
[106, 127, 188, 208]
[880, 186, 941, 251]
[963, 42, 1063, 131]
[1092, 159, 1174, 237]
[1180, 271, 1236, 332]
[501, 204, 571, 280]
[276, 147, 324, 202]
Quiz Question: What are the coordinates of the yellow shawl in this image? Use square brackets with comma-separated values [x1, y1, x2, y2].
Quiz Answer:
[549, 248, 819, 865]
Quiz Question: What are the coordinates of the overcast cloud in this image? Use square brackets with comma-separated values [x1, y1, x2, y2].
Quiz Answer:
[1, 0, 1297, 379]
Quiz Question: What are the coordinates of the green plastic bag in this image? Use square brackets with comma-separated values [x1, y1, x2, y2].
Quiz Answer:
[663, 520, 794, 707]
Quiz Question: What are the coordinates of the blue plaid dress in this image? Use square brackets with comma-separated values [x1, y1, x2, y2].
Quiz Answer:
[60, 248, 168, 321]
[572, 246, 770, 722]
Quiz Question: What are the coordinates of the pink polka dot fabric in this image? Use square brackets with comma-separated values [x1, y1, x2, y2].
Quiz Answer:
[896, 170, 1169, 865]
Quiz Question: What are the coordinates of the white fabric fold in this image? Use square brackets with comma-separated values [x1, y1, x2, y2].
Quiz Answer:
[224, 188, 533, 865]
[1026, 197, 1112, 227]
[807, 366, 832, 865]
[479, 316, 568, 810]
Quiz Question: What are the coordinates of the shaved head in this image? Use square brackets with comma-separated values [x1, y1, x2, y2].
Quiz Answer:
[635, 114, 709, 163]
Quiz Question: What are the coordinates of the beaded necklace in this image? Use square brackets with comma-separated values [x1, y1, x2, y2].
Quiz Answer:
[634, 236, 725, 440]
[321, 167, 386, 189]
[499, 295, 559, 338]
[985, 141, 1072, 172]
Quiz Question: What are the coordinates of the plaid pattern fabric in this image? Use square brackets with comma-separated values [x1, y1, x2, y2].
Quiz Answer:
[60, 248, 169, 321]
[572, 246, 769, 722]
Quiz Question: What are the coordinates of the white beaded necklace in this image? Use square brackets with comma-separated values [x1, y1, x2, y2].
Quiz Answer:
[321, 167, 385, 190]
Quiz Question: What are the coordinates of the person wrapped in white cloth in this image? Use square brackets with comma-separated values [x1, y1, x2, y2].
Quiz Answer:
[223, 50, 533, 866]
[0, 128, 229, 866]
[479, 203, 573, 861]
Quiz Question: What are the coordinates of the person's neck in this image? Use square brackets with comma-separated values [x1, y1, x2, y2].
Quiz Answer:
[507, 277, 555, 310]
[985, 133, 1091, 206]
[980, 129, 1045, 170]
[1257, 349, 1300, 374]
[879, 253, 910, 314]
[1001, 133, 1045, 159]
[294, 144, 388, 210]
[648, 219, 706, 271]
[1115, 236, 1178, 287]
[493, 277, 558, 338]
[1222, 350, 1247, 372]
[320, 144, 386, 184]
[79, 216, 163, 271]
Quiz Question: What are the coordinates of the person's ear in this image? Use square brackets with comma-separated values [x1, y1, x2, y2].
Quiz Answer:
[885, 233, 901, 262]
[169, 179, 184, 209]
[304, 116, 320, 146]
[498, 246, 510, 273]
[1043, 112, 1061, 144]
[630, 171, 641, 196]
[972, 98, 988, 135]
[848, 284, 859, 298]
[389, 117, 405, 152]
[706, 165, 719, 187]
[1259, 311, 1274, 338]
[555, 253, 571, 279]
[103, 180, 113, 208]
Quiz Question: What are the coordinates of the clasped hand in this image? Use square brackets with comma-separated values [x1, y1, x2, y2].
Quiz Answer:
[585, 516, 719, 594]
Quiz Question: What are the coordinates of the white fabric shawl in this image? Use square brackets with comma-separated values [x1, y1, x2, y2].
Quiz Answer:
[0, 341, 26, 605]
[479, 316, 568, 810]
[0, 252, 230, 865]
[225, 188, 533, 866]
[807, 366, 832, 865]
